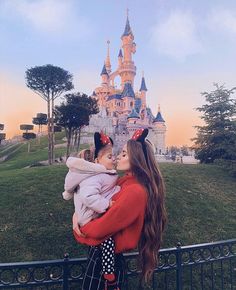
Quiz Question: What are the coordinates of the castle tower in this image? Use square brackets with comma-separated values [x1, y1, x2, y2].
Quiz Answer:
[121, 82, 135, 114]
[119, 14, 136, 88]
[152, 105, 166, 154]
[139, 73, 147, 110]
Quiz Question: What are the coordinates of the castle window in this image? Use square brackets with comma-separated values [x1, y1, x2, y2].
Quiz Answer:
[130, 102, 133, 107]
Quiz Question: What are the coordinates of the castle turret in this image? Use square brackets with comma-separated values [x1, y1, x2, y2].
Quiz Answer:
[121, 82, 135, 114]
[118, 49, 123, 67]
[152, 105, 166, 154]
[153, 105, 165, 123]
[91, 91, 97, 97]
[139, 73, 147, 110]
[100, 63, 109, 85]
[127, 108, 140, 124]
[119, 13, 136, 88]
[105, 40, 111, 74]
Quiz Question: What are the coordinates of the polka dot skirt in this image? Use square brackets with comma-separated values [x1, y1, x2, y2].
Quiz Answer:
[101, 237, 115, 274]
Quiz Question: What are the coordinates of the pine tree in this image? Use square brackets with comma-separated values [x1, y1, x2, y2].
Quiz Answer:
[193, 84, 236, 164]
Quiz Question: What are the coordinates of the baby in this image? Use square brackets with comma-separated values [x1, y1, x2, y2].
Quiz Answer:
[63, 131, 120, 289]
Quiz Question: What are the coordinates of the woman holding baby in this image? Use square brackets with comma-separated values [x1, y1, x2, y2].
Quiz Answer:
[64, 128, 167, 290]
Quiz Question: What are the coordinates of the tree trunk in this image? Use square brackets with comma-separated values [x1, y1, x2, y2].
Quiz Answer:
[51, 97, 55, 164]
[66, 129, 72, 159]
[76, 127, 82, 153]
[47, 100, 52, 165]
[38, 124, 41, 145]
[73, 130, 78, 151]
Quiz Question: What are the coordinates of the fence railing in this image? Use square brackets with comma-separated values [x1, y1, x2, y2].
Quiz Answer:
[0, 239, 235, 289]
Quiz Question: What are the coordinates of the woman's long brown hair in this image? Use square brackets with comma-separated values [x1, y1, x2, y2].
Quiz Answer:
[127, 139, 167, 283]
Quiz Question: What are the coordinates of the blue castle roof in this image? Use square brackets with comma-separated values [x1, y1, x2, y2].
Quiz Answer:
[122, 82, 135, 98]
[107, 94, 122, 101]
[118, 49, 123, 57]
[100, 64, 108, 76]
[146, 107, 154, 118]
[122, 17, 132, 37]
[127, 108, 140, 119]
[153, 111, 165, 123]
[139, 77, 147, 91]
[134, 98, 142, 113]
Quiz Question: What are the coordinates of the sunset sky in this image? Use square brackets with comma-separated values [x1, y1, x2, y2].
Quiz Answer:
[1, 0, 236, 146]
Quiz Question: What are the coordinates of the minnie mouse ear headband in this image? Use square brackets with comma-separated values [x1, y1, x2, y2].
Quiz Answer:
[131, 128, 149, 164]
[131, 128, 149, 142]
[94, 131, 113, 159]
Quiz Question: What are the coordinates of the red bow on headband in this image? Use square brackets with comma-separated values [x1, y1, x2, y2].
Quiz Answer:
[100, 131, 112, 145]
[131, 128, 148, 141]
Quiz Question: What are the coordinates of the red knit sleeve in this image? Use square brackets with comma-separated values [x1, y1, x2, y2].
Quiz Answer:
[77, 184, 146, 241]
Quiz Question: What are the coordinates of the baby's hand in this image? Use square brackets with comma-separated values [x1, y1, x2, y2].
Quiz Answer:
[72, 213, 85, 237]
[109, 200, 115, 208]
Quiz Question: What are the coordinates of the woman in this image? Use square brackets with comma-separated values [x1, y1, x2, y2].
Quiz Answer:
[73, 128, 167, 289]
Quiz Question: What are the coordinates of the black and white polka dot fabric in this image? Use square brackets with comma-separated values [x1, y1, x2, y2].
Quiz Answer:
[101, 237, 115, 274]
[82, 246, 125, 290]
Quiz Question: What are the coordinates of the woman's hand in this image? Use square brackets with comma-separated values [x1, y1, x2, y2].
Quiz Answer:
[109, 200, 115, 208]
[72, 213, 86, 237]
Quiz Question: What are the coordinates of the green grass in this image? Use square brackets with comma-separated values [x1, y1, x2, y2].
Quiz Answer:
[0, 132, 88, 171]
[0, 133, 235, 263]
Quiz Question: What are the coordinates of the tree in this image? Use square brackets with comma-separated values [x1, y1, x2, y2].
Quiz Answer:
[0, 124, 5, 145]
[0, 133, 6, 145]
[20, 124, 36, 152]
[54, 93, 99, 158]
[25, 64, 73, 164]
[32, 113, 48, 133]
[169, 146, 179, 161]
[180, 145, 189, 156]
[20, 124, 34, 132]
[192, 84, 236, 164]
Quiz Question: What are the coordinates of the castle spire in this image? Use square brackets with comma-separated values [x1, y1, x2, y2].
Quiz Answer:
[118, 48, 123, 58]
[105, 40, 111, 74]
[121, 11, 133, 38]
[153, 105, 165, 123]
[139, 74, 148, 91]
[100, 63, 108, 76]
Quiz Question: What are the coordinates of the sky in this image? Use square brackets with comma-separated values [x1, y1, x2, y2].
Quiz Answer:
[0, 0, 236, 146]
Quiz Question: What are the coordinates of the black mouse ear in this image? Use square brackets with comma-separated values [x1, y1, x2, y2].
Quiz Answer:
[94, 132, 102, 158]
[137, 128, 149, 142]
[94, 132, 101, 147]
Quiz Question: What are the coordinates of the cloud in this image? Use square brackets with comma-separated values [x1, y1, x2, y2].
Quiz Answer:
[0, 0, 91, 37]
[207, 8, 236, 35]
[150, 10, 203, 61]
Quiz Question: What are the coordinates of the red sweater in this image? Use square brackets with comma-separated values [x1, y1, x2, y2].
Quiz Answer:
[73, 175, 147, 253]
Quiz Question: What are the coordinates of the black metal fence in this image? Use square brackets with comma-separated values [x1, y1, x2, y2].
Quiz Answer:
[0, 239, 235, 289]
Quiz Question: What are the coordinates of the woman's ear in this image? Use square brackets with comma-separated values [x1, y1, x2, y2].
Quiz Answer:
[95, 158, 99, 163]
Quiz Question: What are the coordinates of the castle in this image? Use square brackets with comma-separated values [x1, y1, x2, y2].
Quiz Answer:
[84, 14, 167, 154]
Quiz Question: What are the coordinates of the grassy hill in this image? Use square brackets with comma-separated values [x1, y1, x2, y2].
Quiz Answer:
[0, 134, 235, 263]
